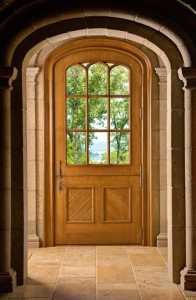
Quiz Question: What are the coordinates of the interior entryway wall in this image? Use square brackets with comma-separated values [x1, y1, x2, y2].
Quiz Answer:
[26, 33, 168, 248]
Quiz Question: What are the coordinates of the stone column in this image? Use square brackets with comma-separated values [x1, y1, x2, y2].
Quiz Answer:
[178, 67, 196, 291]
[0, 67, 17, 292]
[155, 68, 168, 247]
[26, 67, 40, 248]
[167, 69, 185, 283]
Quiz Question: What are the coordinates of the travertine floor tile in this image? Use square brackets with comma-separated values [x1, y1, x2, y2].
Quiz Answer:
[157, 247, 168, 256]
[27, 264, 60, 284]
[97, 265, 135, 283]
[137, 282, 185, 300]
[133, 266, 171, 284]
[129, 252, 165, 267]
[6, 246, 190, 300]
[97, 283, 138, 290]
[178, 285, 196, 299]
[59, 250, 96, 278]
[97, 288, 140, 300]
[59, 266, 96, 278]
[29, 252, 64, 265]
[63, 252, 95, 267]
[97, 254, 130, 267]
[66, 246, 96, 253]
[54, 278, 96, 300]
[157, 247, 168, 266]
[9, 284, 55, 298]
[28, 248, 35, 260]
[126, 246, 157, 254]
[97, 246, 127, 255]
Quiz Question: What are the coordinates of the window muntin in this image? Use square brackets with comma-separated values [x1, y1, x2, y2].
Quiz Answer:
[66, 62, 130, 165]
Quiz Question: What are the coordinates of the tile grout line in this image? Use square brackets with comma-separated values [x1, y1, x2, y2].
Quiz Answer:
[126, 247, 143, 300]
[96, 246, 98, 300]
[156, 247, 168, 268]
[52, 246, 67, 300]
[178, 284, 188, 300]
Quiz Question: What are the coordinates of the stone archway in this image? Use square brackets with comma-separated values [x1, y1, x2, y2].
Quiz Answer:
[26, 33, 167, 251]
[0, 0, 196, 292]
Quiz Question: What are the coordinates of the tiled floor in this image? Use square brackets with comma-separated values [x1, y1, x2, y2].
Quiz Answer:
[1, 246, 196, 299]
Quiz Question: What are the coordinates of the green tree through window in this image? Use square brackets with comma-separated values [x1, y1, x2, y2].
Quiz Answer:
[66, 63, 130, 164]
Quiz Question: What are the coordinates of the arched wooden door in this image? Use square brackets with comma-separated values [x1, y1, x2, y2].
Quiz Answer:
[54, 49, 142, 245]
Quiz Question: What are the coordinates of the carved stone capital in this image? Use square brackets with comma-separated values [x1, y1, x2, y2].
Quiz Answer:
[178, 67, 196, 91]
[26, 67, 40, 84]
[0, 268, 16, 293]
[0, 67, 18, 91]
[181, 267, 196, 290]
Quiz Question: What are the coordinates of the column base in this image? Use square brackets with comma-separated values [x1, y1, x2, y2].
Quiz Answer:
[157, 233, 168, 247]
[0, 268, 17, 293]
[28, 234, 40, 248]
[181, 267, 196, 291]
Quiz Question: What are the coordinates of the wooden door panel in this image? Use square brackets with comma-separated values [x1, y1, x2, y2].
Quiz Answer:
[67, 188, 93, 222]
[104, 188, 130, 221]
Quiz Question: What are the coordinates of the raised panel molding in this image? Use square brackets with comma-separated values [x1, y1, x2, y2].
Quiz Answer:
[104, 188, 131, 222]
[67, 188, 94, 222]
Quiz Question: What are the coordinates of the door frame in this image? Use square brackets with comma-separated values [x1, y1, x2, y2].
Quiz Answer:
[43, 38, 152, 247]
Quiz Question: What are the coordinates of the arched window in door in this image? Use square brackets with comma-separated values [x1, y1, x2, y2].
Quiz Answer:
[66, 62, 130, 165]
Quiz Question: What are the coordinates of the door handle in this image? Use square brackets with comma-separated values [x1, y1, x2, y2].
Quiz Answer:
[56, 160, 68, 194]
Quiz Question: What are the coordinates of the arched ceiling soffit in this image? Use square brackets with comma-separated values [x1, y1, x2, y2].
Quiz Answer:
[29, 32, 167, 72]
[17, 20, 183, 72]
[0, 0, 195, 66]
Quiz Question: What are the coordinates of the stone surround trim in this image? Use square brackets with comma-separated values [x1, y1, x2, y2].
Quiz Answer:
[26, 67, 40, 248]
[155, 67, 167, 247]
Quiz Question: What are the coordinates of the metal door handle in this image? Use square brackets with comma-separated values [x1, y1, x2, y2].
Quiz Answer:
[57, 178, 68, 194]
[56, 160, 68, 194]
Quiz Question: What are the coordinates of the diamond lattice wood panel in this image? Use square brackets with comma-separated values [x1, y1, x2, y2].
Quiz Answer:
[67, 188, 93, 222]
[104, 188, 130, 221]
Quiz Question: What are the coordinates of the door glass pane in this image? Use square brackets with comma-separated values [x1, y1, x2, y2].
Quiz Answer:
[89, 132, 107, 164]
[107, 63, 114, 67]
[110, 98, 129, 129]
[67, 132, 86, 164]
[110, 66, 129, 95]
[110, 132, 129, 164]
[82, 63, 89, 67]
[88, 63, 107, 95]
[67, 98, 86, 130]
[66, 65, 86, 95]
[88, 98, 107, 129]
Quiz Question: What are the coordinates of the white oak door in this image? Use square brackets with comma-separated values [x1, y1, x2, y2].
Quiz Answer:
[54, 49, 142, 245]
